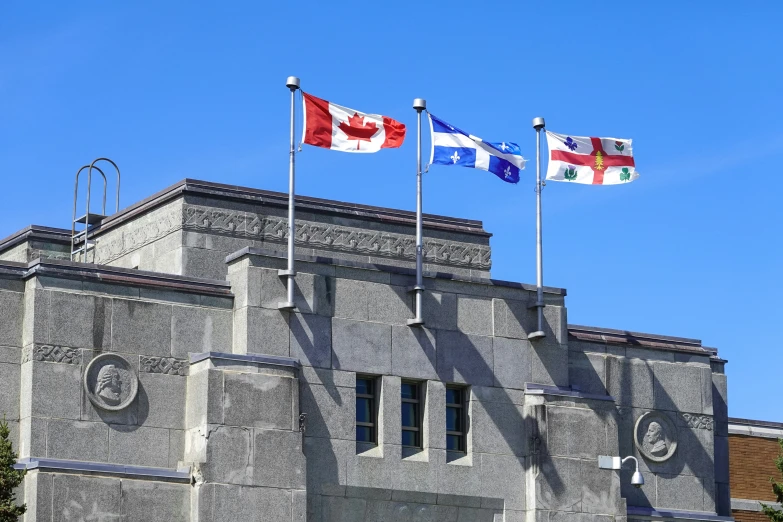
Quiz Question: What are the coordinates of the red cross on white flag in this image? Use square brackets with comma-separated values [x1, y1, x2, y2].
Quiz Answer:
[546, 131, 639, 185]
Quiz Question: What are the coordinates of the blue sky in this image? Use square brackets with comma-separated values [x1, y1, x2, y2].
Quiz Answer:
[1, 2, 781, 421]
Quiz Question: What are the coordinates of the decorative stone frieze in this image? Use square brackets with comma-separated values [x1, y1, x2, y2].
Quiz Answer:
[681, 413, 714, 430]
[140, 356, 188, 376]
[22, 344, 81, 365]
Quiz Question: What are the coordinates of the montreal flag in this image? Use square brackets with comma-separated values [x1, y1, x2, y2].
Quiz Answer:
[302, 92, 406, 153]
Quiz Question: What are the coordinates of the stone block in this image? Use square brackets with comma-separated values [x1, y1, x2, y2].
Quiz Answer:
[656, 473, 705, 511]
[426, 381, 447, 450]
[580, 459, 623, 514]
[169, 429, 185, 467]
[531, 342, 569, 387]
[185, 368, 224, 428]
[379, 376, 401, 447]
[24, 471, 53, 522]
[479, 453, 525, 510]
[569, 340, 606, 353]
[253, 428, 306, 488]
[395, 453, 440, 495]
[492, 337, 531, 390]
[47, 419, 108, 462]
[112, 298, 173, 356]
[606, 357, 654, 409]
[23, 288, 48, 346]
[0, 290, 23, 347]
[290, 313, 332, 368]
[18, 416, 45, 458]
[712, 374, 728, 434]
[470, 399, 526, 456]
[181, 246, 229, 279]
[455, 506, 498, 521]
[139, 287, 201, 305]
[457, 296, 492, 336]
[332, 318, 392, 374]
[700, 367, 713, 415]
[49, 291, 111, 349]
[212, 483, 292, 521]
[305, 436, 351, 495]
[347, 445, 398, 491]
[223, 372, 294, 429]
[242, 306, 290, 357]
[436, 331, 494, 387]
[295, 272, 334, 316]
[322, 495, 367, 522]
[194, 425, 252, 485]
[300, 383, 354, 440]
[171, 305, 232, 358]
[120, 481, 190, 522]
[569, 352, 607, 396]
[392, 325, 437, 380]
[423, 291, 458, 331]
[334, 278, 369, 320]
[715, 482, 731, 516]
[626, 347, 674, 363]
[492, 298, 533, 339]
[293, 489, 307, 522]
[0, 362, 19, 420]
[51, 474, 121, 521]
[108, 425, 170, 467]
[0, 345, 20, 364]
[139, 372, 186, 429]
[300, 366, 355, 388]
[547, 406, 606, 459]
[27, 361, 82, 420]
[714, 434, 729, 484]
[367, 283, 413, 324]
[437, 455, 482, 501]
[535, 456, 582, 512]
[652, 362, 703, 413]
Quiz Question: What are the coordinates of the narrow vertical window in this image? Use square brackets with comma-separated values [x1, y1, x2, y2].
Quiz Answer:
[446, 386, 466, 452]
[401, 381, 421, 447]
[356, 376, 376, 444]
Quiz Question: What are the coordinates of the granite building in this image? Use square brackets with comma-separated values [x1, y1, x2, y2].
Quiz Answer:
[0, 178, 732, 522]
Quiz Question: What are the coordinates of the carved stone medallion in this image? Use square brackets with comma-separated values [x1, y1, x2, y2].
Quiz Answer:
[84, 354, 138, 411]
[634, 411, 678, 462]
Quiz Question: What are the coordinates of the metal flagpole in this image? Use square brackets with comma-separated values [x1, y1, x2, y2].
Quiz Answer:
[529, 117, 546, 340]
[408, 98, 427, 327]
[279, 76, 300, 310]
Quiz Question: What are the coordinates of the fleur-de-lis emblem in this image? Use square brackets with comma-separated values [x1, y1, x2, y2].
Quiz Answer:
[500, 142, 508, 151]
[450, 151, 460, 164]
[503, 166, 512, 178]
[564, 137, 577, 151]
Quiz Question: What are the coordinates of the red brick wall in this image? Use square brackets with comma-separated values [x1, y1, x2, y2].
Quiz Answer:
[729, 434, 781, 501]
[733, 510, 773, 522]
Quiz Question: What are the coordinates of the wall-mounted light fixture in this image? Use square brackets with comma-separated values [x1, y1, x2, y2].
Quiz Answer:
[598, 455, 644, 488]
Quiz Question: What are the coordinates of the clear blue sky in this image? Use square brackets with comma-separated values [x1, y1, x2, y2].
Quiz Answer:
[2, 2, 781, 421]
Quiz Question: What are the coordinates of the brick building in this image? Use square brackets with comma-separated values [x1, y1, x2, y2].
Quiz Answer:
[729, 418, 783, 522]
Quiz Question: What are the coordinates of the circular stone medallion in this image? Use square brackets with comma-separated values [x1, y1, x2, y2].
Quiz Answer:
[634, 411, 678, 462]
[84, 353, 138, 411]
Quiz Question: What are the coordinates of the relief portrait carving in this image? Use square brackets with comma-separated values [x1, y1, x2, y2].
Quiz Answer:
[84, 354, 138, 411]
[634, 411, 678, 462]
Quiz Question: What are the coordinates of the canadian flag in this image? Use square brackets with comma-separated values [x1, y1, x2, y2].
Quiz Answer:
[302, 92, 406, 153]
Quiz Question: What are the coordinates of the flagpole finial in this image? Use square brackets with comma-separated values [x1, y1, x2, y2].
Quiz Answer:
[413, 98, 427, 112]
[286, 76, 300, 91]
[532, 117, 545, 130]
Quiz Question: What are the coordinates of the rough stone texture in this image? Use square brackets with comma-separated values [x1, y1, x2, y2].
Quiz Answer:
[211, 483, 292, 521]
[301, 382, 355, 440]
[457, 296, 493, 336]
[108, 425, 170, 467]
[367, 283, 413, 324]
[171, 305, 232, 358]
[51, 474, 122, 521]
[253, 428, 306, 488]
[492, 337, 531, 390]
[0, 290, 23, 347]
[223, 371, 294, 429]
[290, 312, 332, 368]
[569, 352, 607, 396]
[436, 330, 494, 387]
[332, 318, 391, 374]
[48, 291, 111, 350]
[47, 419, 109, 462]
[121, 481, 190, 522]
[0, 362, 20, 420]
[112, 298, 173, 356]
[237, 306, 290, 357]
[652, 362, 704, 414]
[391, 325, 438, 380]
[24, 360, 82, 419]
[606, 356, 654, 409]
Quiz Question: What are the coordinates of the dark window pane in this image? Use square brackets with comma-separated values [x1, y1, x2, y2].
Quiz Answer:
[401, 383, 417, 400]
[446, 388, 462, 405]
[356, 398, 371, 423]
[447, 434, 461, 451]
[357, 426, 372, 442]
[402, 430, 418, 447]
[402, 403, 417, 427]
[446, 407, 461, 432]
[356, 378, 372, 395]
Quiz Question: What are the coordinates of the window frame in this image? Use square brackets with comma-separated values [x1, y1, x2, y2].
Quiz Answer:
[356, 375, 378, 445]
[446, 385, 467, 453]
[401, 380, 423, 448]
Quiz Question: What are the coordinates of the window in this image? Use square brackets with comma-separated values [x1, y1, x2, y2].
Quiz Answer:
[401, 381, 422, 447]
[446, 386, 466, 452]
[356, 376, 377, 444]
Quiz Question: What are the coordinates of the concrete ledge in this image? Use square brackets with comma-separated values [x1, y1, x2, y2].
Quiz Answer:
[729, 417, 783, 438]
[0, 224, 71, 254]
[627, 506, 733, 522]
[190, 351, 301, 369]
[227, 246, 568, 296]
[525, 383, 615, 402]
[24, 258, 233, 297]
[15, 457, 191, 483]
[731, 498, 782, 512]
[568, 324, 719, 357]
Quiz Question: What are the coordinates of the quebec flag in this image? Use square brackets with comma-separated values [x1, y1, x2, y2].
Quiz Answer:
[428, 114, 526, 184]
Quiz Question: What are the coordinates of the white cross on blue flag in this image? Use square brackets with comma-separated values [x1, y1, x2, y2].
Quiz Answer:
[428, 114, 526, 184]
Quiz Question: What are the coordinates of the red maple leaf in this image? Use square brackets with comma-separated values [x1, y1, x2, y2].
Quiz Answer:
[338, 113, 378, 150]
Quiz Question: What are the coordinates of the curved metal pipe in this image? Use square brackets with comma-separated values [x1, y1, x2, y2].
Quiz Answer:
[89, 157, 121, 213]
[71, 165, 107, 261]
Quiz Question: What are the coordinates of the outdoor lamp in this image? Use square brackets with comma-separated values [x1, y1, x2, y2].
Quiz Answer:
[598, 455, 645, 488]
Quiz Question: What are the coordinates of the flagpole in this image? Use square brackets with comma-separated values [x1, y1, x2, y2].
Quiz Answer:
[408, 98, 427, 327]
[279, 76, 300, 310]
[529, 117, 546, 340]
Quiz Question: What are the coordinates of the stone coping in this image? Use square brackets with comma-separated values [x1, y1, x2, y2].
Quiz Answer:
[190, 351, 301, 369]
[88, 178, 492, 239]
[0, 260, 27, 278]
[731, 498, 782, 512]
[568, 324, 720, 357]
[0, 224, 71, 253]
[627, 506, 733, 522]
[729, 416, 783, 429]
[524, 383, 615, 402]
[23, 258, 233, 297]
[14, 457, 191, 483]
[227, 246, 568, 296]
[728, 419, 783, 439]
